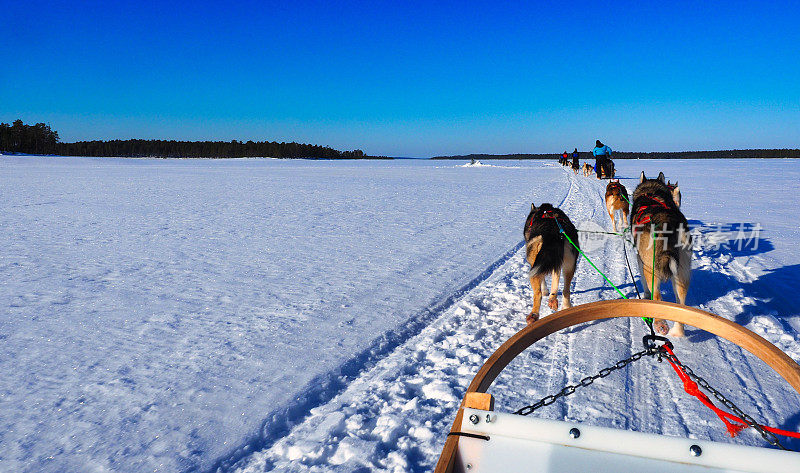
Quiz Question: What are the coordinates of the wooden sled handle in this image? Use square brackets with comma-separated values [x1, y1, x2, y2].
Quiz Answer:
[435, 299, 800, 473]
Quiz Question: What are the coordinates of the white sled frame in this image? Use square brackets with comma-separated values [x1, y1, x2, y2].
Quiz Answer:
[435, 300, 800, 473]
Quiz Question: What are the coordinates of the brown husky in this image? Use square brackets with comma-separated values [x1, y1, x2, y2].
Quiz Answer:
[582, 162, 593, 176]
[524, 203, 579, 324]
[604, 179, 629, 232]
[631, 172, 692, 337]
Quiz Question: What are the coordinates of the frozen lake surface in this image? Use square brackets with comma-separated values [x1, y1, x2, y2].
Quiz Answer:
[1, 156, 799, 472]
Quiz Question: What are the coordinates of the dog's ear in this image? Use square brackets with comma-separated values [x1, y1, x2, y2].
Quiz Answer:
[671, 186, 681, 207]
[640, 171, 646, 183]
[657, 172, 665, 183]
[531, 203, 537, 212]
[673, 180, 678, 186]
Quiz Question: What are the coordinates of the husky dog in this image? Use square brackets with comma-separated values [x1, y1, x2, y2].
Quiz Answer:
[631, 171, 692, 337]
[597, 159, 615, 179]
[571, 159, 580, 174]
[524, 203, 580, 323]
[582, 162, 593, 177]
[666, 180, 681, 207]
[605, 179, 630, 232]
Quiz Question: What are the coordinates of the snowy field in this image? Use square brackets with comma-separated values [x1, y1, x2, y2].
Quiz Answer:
[1, 156, 799, 472]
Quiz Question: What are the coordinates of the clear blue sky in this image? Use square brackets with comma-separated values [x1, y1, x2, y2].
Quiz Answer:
[2, 0, 798, 157]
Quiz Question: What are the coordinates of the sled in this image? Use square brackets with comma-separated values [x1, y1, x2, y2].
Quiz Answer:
[598, 159, 615, 178]
[434, 300, 800, 473]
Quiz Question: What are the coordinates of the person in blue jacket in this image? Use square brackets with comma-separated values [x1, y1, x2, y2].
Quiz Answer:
[592, 140, 612, 178]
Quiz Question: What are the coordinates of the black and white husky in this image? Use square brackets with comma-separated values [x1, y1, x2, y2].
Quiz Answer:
[523, 203, 579, 324]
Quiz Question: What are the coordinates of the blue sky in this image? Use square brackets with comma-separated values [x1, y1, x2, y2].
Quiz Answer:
[2, 0, 798, 157]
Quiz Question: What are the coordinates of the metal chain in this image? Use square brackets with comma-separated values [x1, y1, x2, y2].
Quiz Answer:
[514, 344, 793, 451]
[660, 351, 790, 451]
[514, 348, 653, 416]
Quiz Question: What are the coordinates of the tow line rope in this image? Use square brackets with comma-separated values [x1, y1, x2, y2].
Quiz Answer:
[576, 229, 628, 237]
[574, 224, 650, 303]
[573, 183, 651, 305]
[621, 234, 643, 300]
[556, 218, 626, 300]
[554, 217, 655, 332]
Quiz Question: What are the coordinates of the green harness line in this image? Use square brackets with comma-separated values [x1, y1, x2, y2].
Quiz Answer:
[553, 218, 654, 329]
[550, 180, 654, 329]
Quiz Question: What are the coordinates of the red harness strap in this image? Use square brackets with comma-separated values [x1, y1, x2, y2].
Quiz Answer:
[662, 344, 800, 439]
[527, 210, 562, 228]
[631, 195, 671, 235]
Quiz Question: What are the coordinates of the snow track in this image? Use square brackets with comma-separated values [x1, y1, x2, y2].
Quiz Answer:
[228, 166, 800, 472]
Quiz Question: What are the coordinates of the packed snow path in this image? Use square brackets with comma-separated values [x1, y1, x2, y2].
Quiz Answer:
[228, 165, 800, 473]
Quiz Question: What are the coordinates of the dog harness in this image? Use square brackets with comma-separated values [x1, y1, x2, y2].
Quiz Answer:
[607, 181, 626, 193]
[527, 210, 565, 229]
[631, 194, 671, 235]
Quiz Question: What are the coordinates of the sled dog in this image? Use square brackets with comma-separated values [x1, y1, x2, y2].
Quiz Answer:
[631, 171, 692, 337]
[605, 179, 630, 232]
[524, 203, 579, 323]
[582, 162, 593, 177]
[667, 180, 681, 207]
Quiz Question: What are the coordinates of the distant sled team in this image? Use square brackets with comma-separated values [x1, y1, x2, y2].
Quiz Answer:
[559, 141, 616, 179]
[527, 153, 693, 338]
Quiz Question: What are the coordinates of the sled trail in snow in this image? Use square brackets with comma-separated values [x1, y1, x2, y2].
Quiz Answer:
[229, 168, 800, 473]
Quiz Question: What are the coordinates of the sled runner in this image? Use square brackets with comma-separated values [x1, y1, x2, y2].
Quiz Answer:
[434, 300, 800, 473]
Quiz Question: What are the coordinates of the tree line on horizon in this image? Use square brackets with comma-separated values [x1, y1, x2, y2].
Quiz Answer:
[0, 119, 370, 159]
[433, 149, 800, 160]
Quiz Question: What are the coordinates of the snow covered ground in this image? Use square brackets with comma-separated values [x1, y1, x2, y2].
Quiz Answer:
[1, 156, 799, 472]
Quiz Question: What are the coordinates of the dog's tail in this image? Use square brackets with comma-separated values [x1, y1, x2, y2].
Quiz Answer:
[656, 224, 691, 279]
[526, 236, 544, 275]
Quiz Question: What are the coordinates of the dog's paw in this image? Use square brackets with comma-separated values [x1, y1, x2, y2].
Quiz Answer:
[668, 324, 686, 338]
[526, 312, 539, 324]
[547, 295, 558, 311]
[653, 319, 670, 335]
